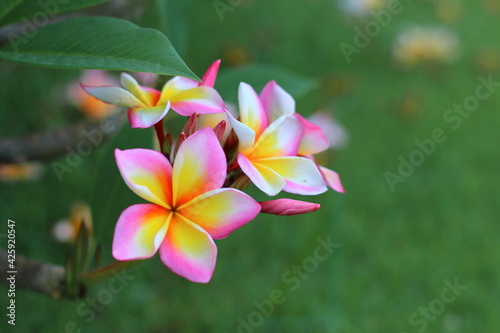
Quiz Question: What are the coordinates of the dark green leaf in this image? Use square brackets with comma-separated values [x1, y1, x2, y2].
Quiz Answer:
[0, 0, 109, 27]
[0, 16, 198, 79]
[145, 0, 194, 56]
[0, 0, 24, 22]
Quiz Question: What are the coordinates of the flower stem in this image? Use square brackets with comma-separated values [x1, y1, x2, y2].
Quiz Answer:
[154, 120, 165, 149]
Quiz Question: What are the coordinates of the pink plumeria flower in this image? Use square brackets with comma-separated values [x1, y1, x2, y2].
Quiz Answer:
[227, 82, 327, 196]
[82, 62, 225, 129]
[67, 70, 118, 120]
[259, 81, 345, 193]
[308, 111, 349, 151]
[112, 128, 260, 283]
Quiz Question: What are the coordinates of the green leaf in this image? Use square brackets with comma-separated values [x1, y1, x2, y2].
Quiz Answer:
[64, 253, 76, 297]
[0, 16, 198, 80]
[0, 0, 24, 22]
[216, 64, 317, 102]
[0, 0, 109, 27]
[147, 0, 194, 56]
[74, 221, 90, 274]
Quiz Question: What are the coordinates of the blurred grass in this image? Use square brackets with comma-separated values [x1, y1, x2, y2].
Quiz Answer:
[1, 0, 500, 332]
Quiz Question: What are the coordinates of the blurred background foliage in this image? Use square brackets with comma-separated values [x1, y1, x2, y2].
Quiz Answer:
[1, 0, 500, 332]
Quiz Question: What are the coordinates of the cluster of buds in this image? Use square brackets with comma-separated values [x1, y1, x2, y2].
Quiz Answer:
[82, 60, 344, 283]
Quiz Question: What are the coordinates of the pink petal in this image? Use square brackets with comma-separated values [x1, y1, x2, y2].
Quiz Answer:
[250, 115, 303, 159]
[112, 204, 171, 260]
[256, 156, 327, 195]
[172, 128, 226, 206]
[238, 82, 268, 136]
[259, 81, 295, 122]
[259, 199, 320, 216]
[237, 153, 285, 196]
[170, 86, 225, 116]
[309, 111, 349, 150]
[295, 114, 330, 155]
[178, 188, 260, 239]
[200, 59, 221, 88]
[160, 76, 200, 101]
[159, 214, 217, 283]
[115, 149, 173, 208]
[320, 166, 345, 193]
[82, 85, 146, 108]
[128, 102, 171, 129]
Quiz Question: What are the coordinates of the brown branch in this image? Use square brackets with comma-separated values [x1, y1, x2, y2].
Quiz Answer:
[0, 113, 126, 164]
[0, 249, 66, 298]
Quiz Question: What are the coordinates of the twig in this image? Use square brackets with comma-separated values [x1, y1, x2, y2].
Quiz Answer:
[0, 113, 126, 163]
[0, 249, 66, 299]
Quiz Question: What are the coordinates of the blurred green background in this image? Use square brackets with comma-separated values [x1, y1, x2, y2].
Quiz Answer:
[1, 0, 500, 332]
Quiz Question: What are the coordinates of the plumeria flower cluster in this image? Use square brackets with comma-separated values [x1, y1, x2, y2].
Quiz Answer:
[83, 60, 344, 283]
[392, 25, 460, 67]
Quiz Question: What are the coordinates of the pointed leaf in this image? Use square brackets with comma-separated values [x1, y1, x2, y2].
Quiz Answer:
[0, 0, 24, 23]
[74, 221, 90, 274]
[0, 16, 198, 80]
[64, 253, 76, 297]
[0, 0, 109, 27]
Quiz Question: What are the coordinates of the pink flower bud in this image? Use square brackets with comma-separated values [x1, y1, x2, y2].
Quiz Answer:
[259, 199, 320, 216]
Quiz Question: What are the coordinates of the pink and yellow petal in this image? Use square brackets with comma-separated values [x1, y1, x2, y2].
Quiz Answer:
[178, 188, 260, 239]
[172, 128, 226, 206]
[159, 214, 217, 283]
[197, 112, 232, 143]
[225, 109, 256, 152]
[237, 153, 286, 196]
[295, 114, 330, 155]
[238, 82, 268, 136]
[259, 81, 295, 122]
[128, 102, 171, 129]
[250, 114, 303, 159]
[319, 166, 345, 193]
[256, 156, 327, 195]
[115, 149, 173, 208]
[160, 76, 199, 101]
[200, 59, 221, 88]
[169, 86, 225, 116]
[121, 73, 160, 106]
[112, 204, 171, 260]
[82, 85, 146, 108]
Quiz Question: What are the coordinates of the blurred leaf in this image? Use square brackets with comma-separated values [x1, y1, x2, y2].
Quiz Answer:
[216, 64, 317, 102]
[153, 0, 194, 56]
[93, 243, 102, 269]
[74, 221, 90, 274]
[0, 0, 24, 23]
[64, 253, 76, 297]
[0, 0, 109, 27]
[0, 16, 199, 79]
